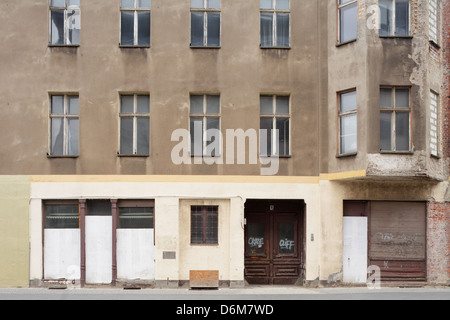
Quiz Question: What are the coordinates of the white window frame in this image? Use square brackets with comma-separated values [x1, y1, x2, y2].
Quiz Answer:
[379, 0, 411, 37]
[119, 94, 150, 156]
[338, 89, 358, 155]
[190, 0, 221, 47]
[430, 90, 439, 157]
[379, 87, 412, 152]
[120, 0, 151, 47]
[260, 0, 291, 48]
[49, 0, 81, 46]
[428, 0, 439, 45]
[189, 94, 222, 157]
[260, 95, 291, 157]
[337, 0, 358, 44]
[49, 94, 79, 157]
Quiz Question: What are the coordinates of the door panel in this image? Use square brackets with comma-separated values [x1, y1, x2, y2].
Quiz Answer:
[244, 200, 304, 285]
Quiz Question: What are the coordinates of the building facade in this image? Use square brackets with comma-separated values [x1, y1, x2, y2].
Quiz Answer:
[0, 0, 448, 288]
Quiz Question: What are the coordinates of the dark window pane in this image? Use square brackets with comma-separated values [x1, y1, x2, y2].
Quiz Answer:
[379, 0, 393, 35]
[380, 111, 392, 151]
[260, 13, 273, 46]
[120, 117, 134, 154]
[87, 200, 111, 216]
[260, 95, 273, 115]
[247, 222, 265, 255]
[46, 205, 79, 229]
[380, 88, 393, 109]
[205, 207, 218, 244]
[276, 13, 289, 47]
[190, 117, 203, 156]
[190, 95, 204, 114]
[395, 0, 409, 35]
[260, 117, 273, 156]
[121, 95, 134, 114]
[51, 118, 64, 156]
[191, 12, 204, 46]
[278, 222, 295, 254]
[206, 95, 220, 114]
[276, 96, 289, 114]
[206, 117, 220, 157]
[340, 2, 357, 42]
[137, 95, 150, 113]
[119, 207, 154, 229]
[51, 10, 65, 45]
[207, 12, 220, 46]
[138, 11, 151, 45]
[276, 117, 289, 156]
[51, 96, 64, 114]
[396, 112, 410, 151]
[137, 117, 150, 155]
[121, 11, 135, 45]
[395, 88, 409, 109]
[191, 206, 204, 244]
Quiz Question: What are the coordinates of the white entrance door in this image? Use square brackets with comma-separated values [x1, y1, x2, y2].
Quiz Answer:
[343, 217, 368, 283]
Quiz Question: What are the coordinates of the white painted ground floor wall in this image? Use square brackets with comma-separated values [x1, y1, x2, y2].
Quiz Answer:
[28, 176, 449, 286]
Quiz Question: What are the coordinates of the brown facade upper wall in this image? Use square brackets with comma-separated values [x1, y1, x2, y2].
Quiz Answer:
[0, 0, 326, 176]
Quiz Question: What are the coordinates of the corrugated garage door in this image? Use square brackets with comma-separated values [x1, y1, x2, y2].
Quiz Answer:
[369, 201, 426, 281]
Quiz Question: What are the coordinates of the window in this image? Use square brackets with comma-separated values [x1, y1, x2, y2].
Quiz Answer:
[338, 0, 357, 43]
[119, 207, 154, 229]
[191, 206, 218, 244]
[379, 87, 411, 152]
[338, 90, 357, 155]
[428, 0, 439, 44]
[190, 0, 221, 47]
[260, 95, 290, 156]
[45, 203, 79, 229]
[120, 0, 151, 46]
[119, 94, 150, 156]
[430, 91, 439, 157]
[190, 94, 221, 156]
[50, 95, 79, 156]
[260, 0, 290, 48]
[379, 0, 410, 36]
[50, 0, 80, 45]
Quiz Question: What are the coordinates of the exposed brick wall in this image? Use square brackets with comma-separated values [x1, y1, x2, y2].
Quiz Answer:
[427, 201, 450, 284]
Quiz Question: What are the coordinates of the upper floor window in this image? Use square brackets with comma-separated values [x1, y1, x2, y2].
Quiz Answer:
[190, 0, 221, 47]
[379, 0, 410, 36]
[50, 95, 79, 157]
[260, 0, 290, 48]
[338, 0, 357, 44]
[338, 90, 357, 155]
[428, 0, 439, 45]
[120, 0, 151, 47]
[50, 0, 80, 45]
[119, 94, 150, 156]
[430, 91, 439, 157]
[190, 94, 221, 157]
[379, 87, 411, 152]
[260, 95, 290, 156]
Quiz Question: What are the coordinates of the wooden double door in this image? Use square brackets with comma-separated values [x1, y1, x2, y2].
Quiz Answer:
[244, 200, 304, 285]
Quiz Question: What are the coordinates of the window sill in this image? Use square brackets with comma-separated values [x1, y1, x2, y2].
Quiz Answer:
[48, 44, 80, 48]
[336, 152, 357, 158]
[336, 39, 357, 47]
[47, 154, 79, 159]
[379, 150, 413, 155]
[119, 45, 150, 48]
[117, 154, 149, 157]
[190, 45, 221, 49]
[379, 35, 413, 39]
[429, 40, 441, 50]
[260, 46, 291, 50]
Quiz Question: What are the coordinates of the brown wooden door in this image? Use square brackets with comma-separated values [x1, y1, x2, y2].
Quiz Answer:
[244, 200, 304, 285]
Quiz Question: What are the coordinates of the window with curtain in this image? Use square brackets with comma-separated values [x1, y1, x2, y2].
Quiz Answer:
[260, 0, 290, 48]
[379, 87, 411, 152]
[119, 94, 150, 156]
[190, 0, 221, 47]
[50, 0, 80, 45]
[338, 0, 357, 43]
[50, 95, 79, 156]
[379, 0, 410, 36]
[120, 0, 151, 46]
[338, 90, 357, 155]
